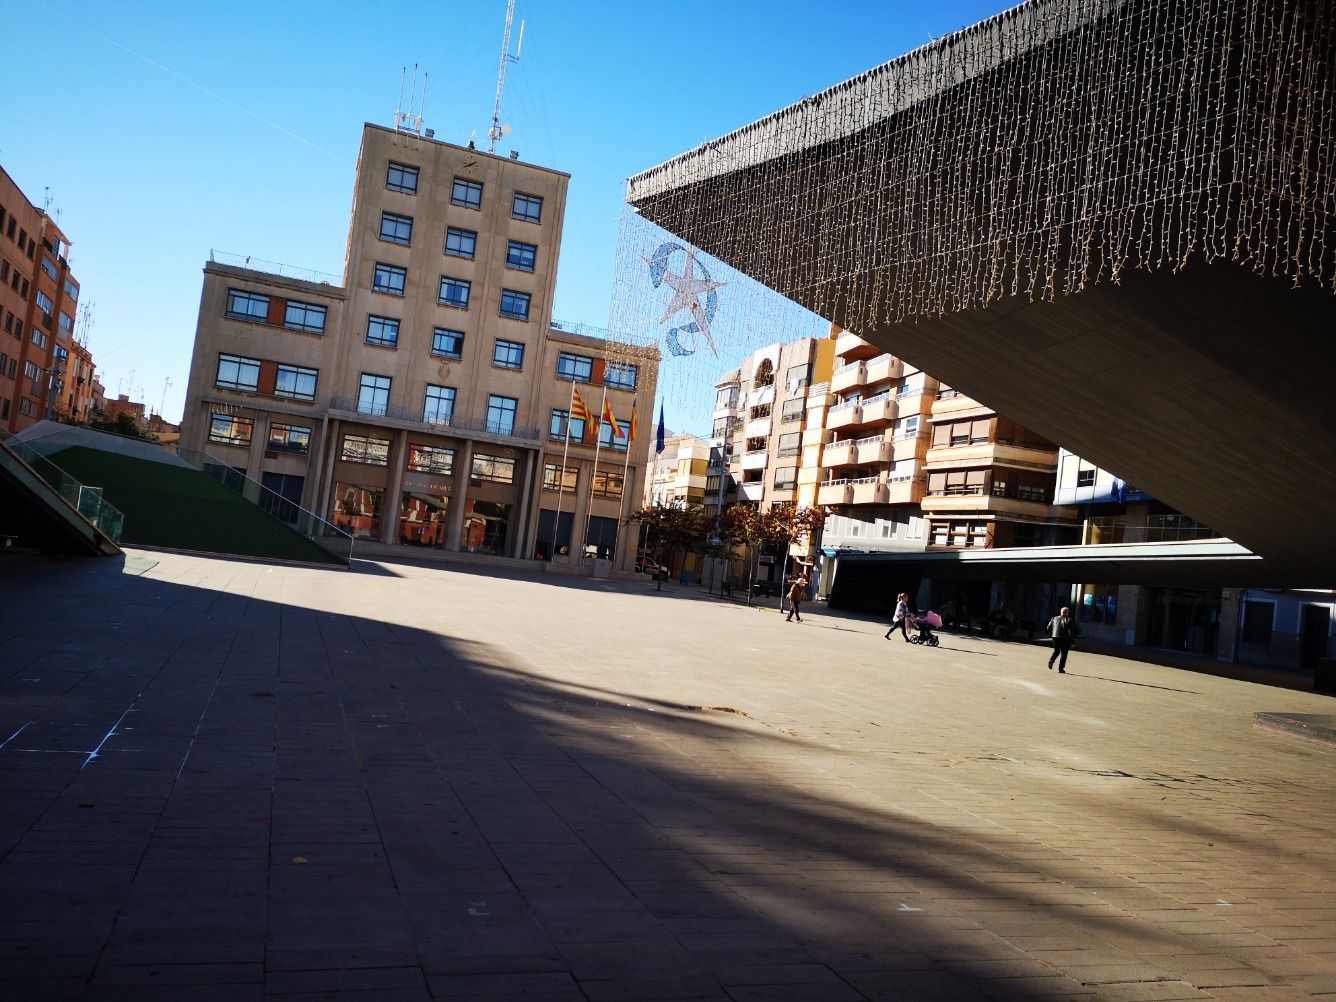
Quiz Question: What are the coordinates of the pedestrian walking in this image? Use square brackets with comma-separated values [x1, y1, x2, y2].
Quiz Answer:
[885, 592, 912, 642]
[785, 569, 809, 622]
[1046, 606, 1080, 673]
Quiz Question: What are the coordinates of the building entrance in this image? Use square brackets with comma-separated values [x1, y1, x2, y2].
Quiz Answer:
[1146, 588, 1220, 656]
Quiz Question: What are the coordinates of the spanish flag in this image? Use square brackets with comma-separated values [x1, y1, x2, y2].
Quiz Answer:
[602, 396, 625, 440]
[570, 387, 594, 425]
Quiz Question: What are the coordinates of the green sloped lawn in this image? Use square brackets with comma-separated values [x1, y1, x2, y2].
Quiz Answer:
[48, 446, 342, 565]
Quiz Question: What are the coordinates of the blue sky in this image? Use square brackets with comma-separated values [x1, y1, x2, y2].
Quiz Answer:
[2, 0, 1008, 427]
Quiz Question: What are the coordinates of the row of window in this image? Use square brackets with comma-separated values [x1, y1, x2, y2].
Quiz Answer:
[372, 264, 531, 320]
[341, 430, 515, 486]
[541, 463, 624, 499]
[555, 350, 638, 391]
[0, 208, 38, 261]
[379, 212, 539, 273]
[216, 354, 319, 400]
[210, 412, 313, 453]
[384, 163, 544, 224]
[226, 289, 328, 335]
[2, 309, 24, 341]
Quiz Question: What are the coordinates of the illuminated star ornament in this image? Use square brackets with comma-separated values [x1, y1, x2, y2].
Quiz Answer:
[644, 242, 724, 357]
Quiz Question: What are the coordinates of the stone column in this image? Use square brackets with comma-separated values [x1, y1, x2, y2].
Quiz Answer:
[379, 430, 408, 545]
[445, 439, 473, 552]
[1217, 588, 1241, 662]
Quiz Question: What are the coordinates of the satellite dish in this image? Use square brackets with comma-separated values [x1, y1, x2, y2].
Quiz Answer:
[501, 123, 512, 136]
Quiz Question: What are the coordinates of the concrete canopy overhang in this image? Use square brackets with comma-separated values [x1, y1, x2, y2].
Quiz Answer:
[829, 540, 1279, 590]
[626, 0, 1336, 588]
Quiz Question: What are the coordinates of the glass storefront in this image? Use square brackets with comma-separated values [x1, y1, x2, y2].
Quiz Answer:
[332, 482, 383, 540]
[399, 471, 451, 547]
[461, 500, 510, 555]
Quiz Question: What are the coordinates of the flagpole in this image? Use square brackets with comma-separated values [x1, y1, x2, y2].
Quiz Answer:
[582, 384, 609, 563]
[551, 379, 576, 558]
[616, 395, 637, 570]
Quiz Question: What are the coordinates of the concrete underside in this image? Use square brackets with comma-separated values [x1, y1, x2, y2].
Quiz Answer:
[856, 262, 1336, 587]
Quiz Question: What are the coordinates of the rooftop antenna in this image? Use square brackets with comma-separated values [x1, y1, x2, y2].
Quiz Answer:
[488, 0, 523, 153]
[394, 64, 426, 137]
[75, 300, 95, 348]
[159, 376, 172, 419]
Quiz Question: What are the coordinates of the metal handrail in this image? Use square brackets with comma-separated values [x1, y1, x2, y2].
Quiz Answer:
[328, 397, 541, 441]
[1, 437, 125, 543]
[177, 446, 352, 563]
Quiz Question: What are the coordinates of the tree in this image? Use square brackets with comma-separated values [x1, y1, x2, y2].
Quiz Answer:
[89, 412, 153, 440]
[624, 504, 711, 585]
[760, 503, 830, 611]
[715, 503, 765, 603]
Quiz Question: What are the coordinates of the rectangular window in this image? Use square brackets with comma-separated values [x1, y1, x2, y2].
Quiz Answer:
[451, 178, 483, 209]
[373, 262, 406, 296]
[18, 397, 37, 417]
[58, 311, 74, 337]
[386, 162, 419, 194]
[493, 339, 524, 370]
[549, 409, 585, 442]
[781, 398, 805, 423]
[365, 315, 400, 347]
[65, 278, 78, 302]
[777, 432, 801, 457]
[209, 412, 254, 446]
[216, 353, 261, 391]
[506, 240, 537, 272]
[283, 301, 326, 334]
[408, 444, 454, 474]
[423, 384, 455, 425]
[226, 289, 270, 322]
[379, 211, 413, 245]
[773, 467, 798, 490]
[431, 327, 464, 359]
[275, 364, 318, 401]
[543, 463, 577, 493]
[31, 329, 48, 350]
[267, 421, 311, 454]
[557, 353, 593, 382]
[499, 289, 530, 320]
[512, 192, 543, 223]
[1241, 602, 1274, 645]
[41, 256, 57, 280]
[357, 373, 391, 416]
[341, 433, 390, 465]
[35, 290, 53, 314]
[486, 394, 517, 435]
[592, 470, 624, 499]
[471, 452, 515, 484]
[605, 362, 638, 391]
[444, 227, 477, 259]
[598, 419, 629, 452]
[1076, 468, 1096, 488]
[438, 276, 471, 308]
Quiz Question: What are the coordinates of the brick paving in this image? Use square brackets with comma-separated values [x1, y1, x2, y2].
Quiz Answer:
[1, 550, 1333, 1001]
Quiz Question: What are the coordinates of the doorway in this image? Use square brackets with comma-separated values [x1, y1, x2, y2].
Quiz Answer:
[1299, 604, 1331, 672]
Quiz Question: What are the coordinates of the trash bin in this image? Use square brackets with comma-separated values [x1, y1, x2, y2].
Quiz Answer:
[720, 580, 732, 597]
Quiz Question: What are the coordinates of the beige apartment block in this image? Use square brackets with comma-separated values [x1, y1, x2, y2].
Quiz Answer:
[182, 123, 657, 568]
[811, 327, 937, 555]
[644, 433, 710, 509]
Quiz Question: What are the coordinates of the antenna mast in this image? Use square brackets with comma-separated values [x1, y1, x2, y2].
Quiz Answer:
[488, 0, 523, 153]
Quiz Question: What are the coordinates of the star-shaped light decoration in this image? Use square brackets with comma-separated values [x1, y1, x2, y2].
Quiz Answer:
[644, 243, 724, 356]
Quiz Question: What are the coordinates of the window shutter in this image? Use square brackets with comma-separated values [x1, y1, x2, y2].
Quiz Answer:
[258, 360, 278, 396]
[267, 296, 286, 326]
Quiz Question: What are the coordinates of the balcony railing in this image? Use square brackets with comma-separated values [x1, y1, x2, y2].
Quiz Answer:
[329, 397, 540, 441]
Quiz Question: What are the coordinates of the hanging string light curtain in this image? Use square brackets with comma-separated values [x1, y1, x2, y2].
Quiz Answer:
[623, 0, 1336, 336]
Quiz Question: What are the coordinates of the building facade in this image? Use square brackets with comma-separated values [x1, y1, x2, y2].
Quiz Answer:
[182, 123, 657, 568]
[0, 166, 80, 435]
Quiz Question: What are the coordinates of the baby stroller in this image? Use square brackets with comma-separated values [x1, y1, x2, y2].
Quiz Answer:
[909, 610, 942, 647]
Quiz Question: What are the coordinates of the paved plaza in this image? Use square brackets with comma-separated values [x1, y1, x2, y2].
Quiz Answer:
[1, 551, 1334, 1001]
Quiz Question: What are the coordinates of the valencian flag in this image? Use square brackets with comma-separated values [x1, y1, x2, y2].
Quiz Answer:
[628, 406, 638, 442]
[602, 396, 625, 440]
[569, 387, 594, 425]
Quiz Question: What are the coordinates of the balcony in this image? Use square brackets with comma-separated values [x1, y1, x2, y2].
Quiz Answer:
[858, 394, 894, 426]
[822, 440, 854, 467]
[851, 435, 891, 465]
[835, 330, 879, 361]
[886, 473, 927, 505]
[931, 391, 993, 420]
[863, 354, 899, 388]
[741, 449, 769, 471]
[919, 485, 1066, 520]
[817, 480, 854, 506]
[891, 431, 931, 463]
[924, 441, 1057, 472]
[826, 402, 862, 431]
[801, 426, 830, 448]
[748, 383, 775, 408]
[850, 477, 889, 504]
[737, 481, 764, 502]
[830, 361, 866, 395]
[328, 397, 540, 442]
[745, 417, 771, 438]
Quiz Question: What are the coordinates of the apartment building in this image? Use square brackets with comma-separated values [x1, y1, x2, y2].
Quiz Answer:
[182, 123, 657, 568]
[0, 166, 80, 435]
[645, 433, 710, 509]
[58, 340, 97, 424]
